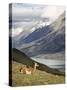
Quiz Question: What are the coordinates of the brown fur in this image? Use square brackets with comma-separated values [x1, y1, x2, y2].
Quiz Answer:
[19, 63, 39, 74]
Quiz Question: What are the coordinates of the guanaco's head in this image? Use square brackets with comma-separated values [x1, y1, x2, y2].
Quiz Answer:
[34, 62, 39, 67]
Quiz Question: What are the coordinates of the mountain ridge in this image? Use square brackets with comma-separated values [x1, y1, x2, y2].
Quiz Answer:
[12, 48, 65, 76]
[19, 12, 65, 57]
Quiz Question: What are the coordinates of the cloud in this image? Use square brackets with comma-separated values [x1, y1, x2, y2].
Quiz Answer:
[12, 27, 23, 37]
[11, 4, 65, 37]
[12, 4, 65, 24]
[12, 3, 43, 18]
[41, 6, 65, 22]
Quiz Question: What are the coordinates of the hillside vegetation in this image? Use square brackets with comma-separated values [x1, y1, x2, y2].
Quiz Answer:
[9, 48, 65, 86]
[12, 61, 65, 86]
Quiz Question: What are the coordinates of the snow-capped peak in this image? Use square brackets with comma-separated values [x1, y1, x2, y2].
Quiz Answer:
[34, 21, 50, 30]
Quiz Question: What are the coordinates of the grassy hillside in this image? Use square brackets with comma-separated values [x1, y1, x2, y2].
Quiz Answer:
[9, 48, 65, 86]
[12, 61, 65, 86]
[12, 48, 65, 75]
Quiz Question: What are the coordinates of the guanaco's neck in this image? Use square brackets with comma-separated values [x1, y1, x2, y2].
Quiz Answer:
[33, 63, 37, 72]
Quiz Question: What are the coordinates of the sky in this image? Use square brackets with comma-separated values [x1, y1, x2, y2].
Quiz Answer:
[10, 3, 65, 37]
[12, 3, 65, 22]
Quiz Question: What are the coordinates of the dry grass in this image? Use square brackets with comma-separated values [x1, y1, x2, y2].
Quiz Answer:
[11, 61, 65, 87]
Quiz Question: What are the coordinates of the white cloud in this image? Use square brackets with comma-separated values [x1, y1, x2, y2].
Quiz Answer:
[11, 4, 65, 37]
[12, 4, 65, 23]
[41, 6, 65, 22]
[12, 4, 43, 18]
[12, 27, 23, 37]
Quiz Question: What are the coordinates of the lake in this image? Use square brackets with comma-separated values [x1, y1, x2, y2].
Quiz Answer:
[31, 57, 65, 73]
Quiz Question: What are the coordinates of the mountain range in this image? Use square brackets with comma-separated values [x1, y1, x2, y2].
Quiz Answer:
[12, 12, 65, 58]
[10, 11, 65, 75]
[11, 12, 65, 60]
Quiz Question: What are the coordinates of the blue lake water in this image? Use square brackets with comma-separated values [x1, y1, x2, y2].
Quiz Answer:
[31, 57, 65, 72]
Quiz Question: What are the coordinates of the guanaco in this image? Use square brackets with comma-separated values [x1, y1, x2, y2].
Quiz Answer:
[19, 62, 39, 75]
